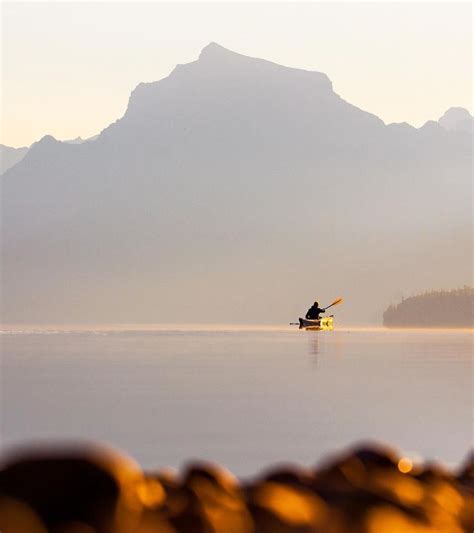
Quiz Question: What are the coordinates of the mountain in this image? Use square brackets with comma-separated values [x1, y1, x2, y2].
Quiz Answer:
[438, 107, 473, 134]
[2, 43, 472, 324]
[63, 135, 100, 144]
[383, 287, 473, 328]
[0, 145, 29, 174]
[0, 136, 99, 175]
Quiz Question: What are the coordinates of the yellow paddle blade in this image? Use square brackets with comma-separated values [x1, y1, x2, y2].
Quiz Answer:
[329, 297, 343, 307]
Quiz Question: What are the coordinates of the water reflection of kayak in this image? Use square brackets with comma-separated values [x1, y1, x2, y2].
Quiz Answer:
[299, 316, 334, 331]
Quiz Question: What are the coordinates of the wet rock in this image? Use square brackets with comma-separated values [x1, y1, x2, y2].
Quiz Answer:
[248, 481, 328, 532]
[0, 445, 143, 533]
[181, 462, 253, 533]
[0, 442, 472, 532]
[260, 464, 314, 489]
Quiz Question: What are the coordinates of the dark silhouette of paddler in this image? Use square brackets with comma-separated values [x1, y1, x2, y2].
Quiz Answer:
[306, 301, 326, 320]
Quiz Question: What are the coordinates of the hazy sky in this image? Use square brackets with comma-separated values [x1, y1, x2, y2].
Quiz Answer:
[1, 2, 472, 147]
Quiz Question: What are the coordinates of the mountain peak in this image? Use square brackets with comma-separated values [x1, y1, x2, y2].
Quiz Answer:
[24, 134, 62, 161]
[438, 107, 473, 133]
[36, 134, 59, 145]
[199, 42, 232, 60]
[119, 42, 335, 127]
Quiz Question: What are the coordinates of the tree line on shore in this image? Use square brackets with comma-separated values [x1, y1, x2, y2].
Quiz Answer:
[383, 286, 473, 328]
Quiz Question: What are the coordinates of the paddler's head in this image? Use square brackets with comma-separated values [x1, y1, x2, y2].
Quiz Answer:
[314, 301, 319, 307]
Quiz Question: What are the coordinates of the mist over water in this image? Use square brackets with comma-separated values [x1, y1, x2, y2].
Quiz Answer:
[2, 327, 471, 476]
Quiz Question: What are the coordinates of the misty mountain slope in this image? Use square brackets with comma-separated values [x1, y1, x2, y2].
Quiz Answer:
[2, 43, 472, 324]
[0, 136, 98, 176]
[438, 107, 474, 133]
[0, 145, 29, 174]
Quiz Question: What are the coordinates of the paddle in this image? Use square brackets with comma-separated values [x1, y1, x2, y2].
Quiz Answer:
[323, 297, 343, 311]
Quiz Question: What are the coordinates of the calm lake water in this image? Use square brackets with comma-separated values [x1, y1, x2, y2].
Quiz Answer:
[1, 326, 472, 476]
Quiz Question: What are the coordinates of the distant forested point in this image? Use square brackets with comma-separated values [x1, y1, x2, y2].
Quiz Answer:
[383, 287, 473, 328]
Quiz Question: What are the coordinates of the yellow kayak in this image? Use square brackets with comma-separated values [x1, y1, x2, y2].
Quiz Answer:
[298, 316, 334, 331]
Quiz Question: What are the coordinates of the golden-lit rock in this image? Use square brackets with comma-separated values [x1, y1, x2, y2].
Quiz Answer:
[457, 451, 474, 530]
[313, 443, 399, 493]
[369, 470, 424, 506]
[249, 481, 328, 532]
[365, 505, 447, 533]
[134, 510, 177, 533]
[0, 442, 472, 532]
[0, 496, 47, 533]
[261, 464, 315, 488]
[458, 451, 474, 490]
[183, 462, 253, 533]
[0, 444, 143, 533]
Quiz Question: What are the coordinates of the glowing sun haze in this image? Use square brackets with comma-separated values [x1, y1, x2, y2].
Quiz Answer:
[1, 1, 472, 147]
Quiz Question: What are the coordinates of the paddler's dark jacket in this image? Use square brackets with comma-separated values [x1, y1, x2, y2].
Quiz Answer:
[305, 305, 325, 320]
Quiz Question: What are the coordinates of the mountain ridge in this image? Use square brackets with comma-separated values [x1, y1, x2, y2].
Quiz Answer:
[2, 43, 471, 169]
[2, 43, 471, 324]
[0, 144, 29, 174]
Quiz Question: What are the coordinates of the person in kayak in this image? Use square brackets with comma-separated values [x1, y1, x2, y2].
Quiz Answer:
[306, 301, 326, 320]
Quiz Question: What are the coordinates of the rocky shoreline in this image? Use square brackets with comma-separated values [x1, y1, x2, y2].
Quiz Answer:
[0, 442, 473, 532]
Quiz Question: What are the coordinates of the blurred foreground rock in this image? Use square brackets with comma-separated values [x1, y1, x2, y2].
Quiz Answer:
[0, 442, 472, 532]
